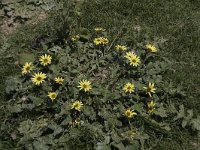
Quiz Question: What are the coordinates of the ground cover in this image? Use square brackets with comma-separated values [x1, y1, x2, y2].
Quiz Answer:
[0, 0, 200, 149]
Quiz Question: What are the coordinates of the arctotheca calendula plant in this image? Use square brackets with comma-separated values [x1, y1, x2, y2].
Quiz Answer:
[4, 27, 200, 150]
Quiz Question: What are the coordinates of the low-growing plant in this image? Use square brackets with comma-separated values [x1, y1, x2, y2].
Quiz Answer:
[2, 28, 200, 150]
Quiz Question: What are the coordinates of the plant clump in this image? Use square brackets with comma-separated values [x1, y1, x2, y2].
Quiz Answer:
[3, 28, 200, 150]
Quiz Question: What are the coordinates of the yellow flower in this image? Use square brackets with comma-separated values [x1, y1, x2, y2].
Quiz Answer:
[127, 129, 136, 140]
[55, 77, 64, 84]
[146, 44, 157, 53]
[74, 118, 81, 125]
[77, 80, 92, 92]
[126, 54, 141, 67]
[144, 82, 156, 97]
[123, 82, 135, 93]
[124, 108, 137, 118]
[94, 27, 106, 32]
[147, 101, 156, 114]
[47, 92, 58, 101]
[94, 37, 109, 45]
[115, 45, 127, 51]
[71, 100, 83, 111]
[31, 72, 47, 85]
[69, 118, 81, 126]
[71, 34, 80, 42]
[124, 51, 135, 59]
[21, 62, 33, 74]
[39, 54, 52, 66]
[94, 38, 101, 45]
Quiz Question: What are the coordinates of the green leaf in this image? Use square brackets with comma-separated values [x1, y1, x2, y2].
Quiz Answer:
[173, 104, 185, 121]
[167, 103, 177, 113]
[96, 134, 111, 150]
[104, 91, 121, 101]
[91, 87, 103, 95]
[42, 82, 52, 91]
[29, 95, 43, 106]
[24, 143, 34, 150]
[83, 106, 96, 120]
[7, 104, 22, 113]
[135, 133, 149, 150]
[80, 35, 90, 41]
[135, 133, 149, 140]
[18, 119, 33, 134]
[186, 109, 193, 120]
[111, 142, 125, 150]
[96, 141, 111, 150]
[190, 116, 200, 131]
[154, 104, 167, 117]
[59, 56, 68, 65]
[133, 103, 144, 113]
[182, 120, 188, 128]
[159, 123, 171, 131]
[18, 53, 35, 64]
[33, 140, 49, 150]
[49, 64, 60, 74]
[108, 117, 122, 127]
[5, 76, 21, 93]
[18, 118, 48, 143]
[111, 133, 121, 143]
[124, 141, 139, 150]
[60, 102, 71, 115]
[69, 128, 82, 138]
[21, 104, 35, 110]
[48, 123, 63, 137]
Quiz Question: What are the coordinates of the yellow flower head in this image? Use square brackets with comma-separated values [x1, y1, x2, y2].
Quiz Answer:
[22, 62, 33, 74]
[126, 54, 141, 67]
[115, 45, 127, 51]
[146, 44, 157, 53]
[127, 129, 137, 140]
[94, 27, 106, 32]
[124, 51, 135, 59]
[39, 54, 52, 66]
[47, 92, 58, 101]
[147, 101, 156, 114]
[71, 34, 80, 42]
[55, 77, 64, 84]
[124, 108, 137, 118]
[94, 37, 109, 45]
[77, 80, 92, 92]
[144, 82, 156, 97]
[74, 118, 81, 125]
[69, 118, 81, 126]
[31, 72, 47, 85]
[123, 82, 135, 93]
[71, 100, 83, 111]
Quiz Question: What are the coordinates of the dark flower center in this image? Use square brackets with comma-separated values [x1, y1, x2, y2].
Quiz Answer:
[37, 77, 42, 81]
[51, 94, 56, 98]
[83, 84, 87, 88]
[43, 59, 48, 63]
[74, 104, 79, 107]
[26, 66, 30, 71]
[127, 86, 131, 90]
[131, 58, 136, 63]
[126, 112, 131, 116]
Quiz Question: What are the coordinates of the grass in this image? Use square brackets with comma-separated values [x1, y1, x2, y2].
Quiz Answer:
[0, 0, 199, 149]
